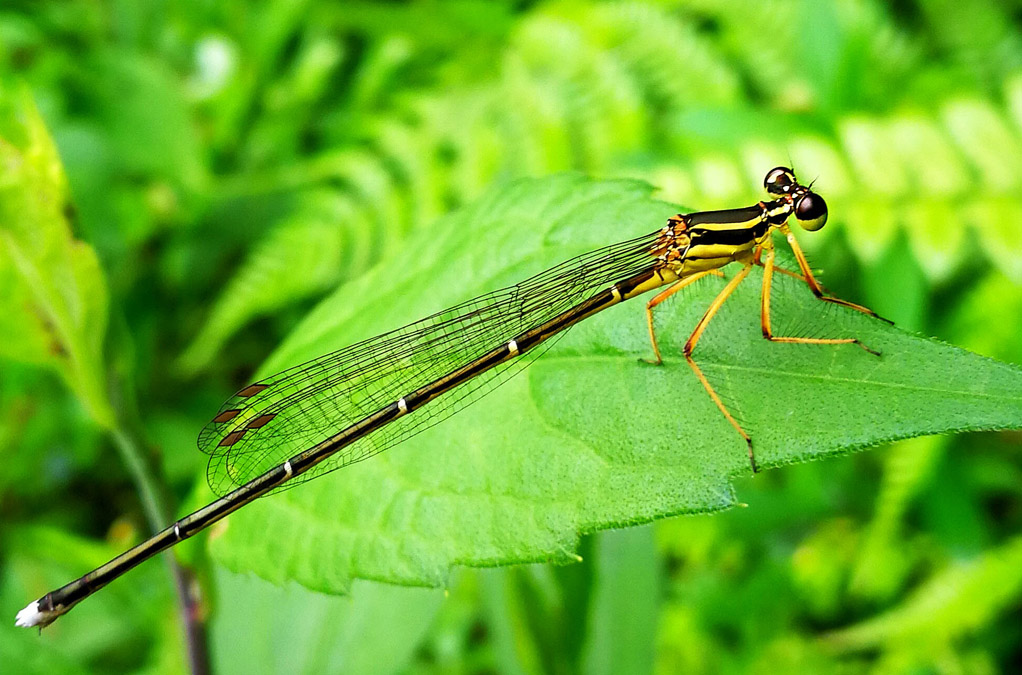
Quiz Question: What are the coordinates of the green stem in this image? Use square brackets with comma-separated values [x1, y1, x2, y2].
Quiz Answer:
[108, 427, 211, 675]
[109, 429, 169, 531]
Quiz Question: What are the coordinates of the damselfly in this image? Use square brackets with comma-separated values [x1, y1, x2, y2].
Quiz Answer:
[17, 167, 883, 628]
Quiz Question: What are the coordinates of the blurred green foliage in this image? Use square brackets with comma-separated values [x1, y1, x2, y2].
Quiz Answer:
[1, 1, 1021, 674]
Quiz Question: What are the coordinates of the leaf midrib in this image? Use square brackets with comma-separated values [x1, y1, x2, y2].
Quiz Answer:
[535, 352, 1022, 402]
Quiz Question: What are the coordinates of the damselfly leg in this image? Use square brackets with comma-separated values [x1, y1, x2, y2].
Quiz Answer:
[759, 241, 880, 356]
[644, 269, 723, 365]
[779, 225, 890, 322]
[678, 264, 758, 471]
[646, 232, 883, 474]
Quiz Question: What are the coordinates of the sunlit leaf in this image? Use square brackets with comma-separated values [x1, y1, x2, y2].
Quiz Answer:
[0, 85, 113, 427]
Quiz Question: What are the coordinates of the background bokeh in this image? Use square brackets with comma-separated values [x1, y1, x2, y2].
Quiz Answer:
[2, 1, 1022, 673]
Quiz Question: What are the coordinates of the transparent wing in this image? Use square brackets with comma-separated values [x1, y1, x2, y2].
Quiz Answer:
[198, 229, 663, 497]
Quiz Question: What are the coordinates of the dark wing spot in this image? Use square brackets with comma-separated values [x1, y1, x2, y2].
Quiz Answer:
[218, 430, 247, 447]
[213, 409, 241, 423]
[237, 384, 269, 397]
[245, 413, 276, 429]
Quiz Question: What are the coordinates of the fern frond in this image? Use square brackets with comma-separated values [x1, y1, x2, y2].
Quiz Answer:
[178, 190, 367, 374]
[825, 535, 1022, 653]
[848, 436, 945, 602]
[647, 73, 1022, 282]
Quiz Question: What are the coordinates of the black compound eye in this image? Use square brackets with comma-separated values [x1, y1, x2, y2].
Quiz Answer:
[795, 192, 828, 231]
[764, 166, 796, 195]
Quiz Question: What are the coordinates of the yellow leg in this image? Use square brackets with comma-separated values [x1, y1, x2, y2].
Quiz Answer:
[782, 226, 891, 323]
[644, 269, 722, 364]
[760, 245, 879, 355]
[681, 264, 759, 473]
[666, 236, 885, 475]
[756, 261, 807, 283]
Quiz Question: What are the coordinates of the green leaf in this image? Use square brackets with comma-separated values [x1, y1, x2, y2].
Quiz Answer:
[478, 569, 546, 675]
[208, 175, 1022, 595]
[0, 244, 56, 365]
[0, 84, 114, 427]
[85, 50, 204, 191]
[581, 527, 658, 675]
[210, 568, 444, 675]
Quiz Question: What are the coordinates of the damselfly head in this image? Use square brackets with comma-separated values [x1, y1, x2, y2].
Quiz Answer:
[793, 191, 828, 231]
[764, 166, 797, 195]
[765, 167, 828, 231]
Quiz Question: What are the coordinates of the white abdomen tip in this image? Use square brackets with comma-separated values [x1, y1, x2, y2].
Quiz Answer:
[15, 599, 67, 628]
[15, 601, 43, 628]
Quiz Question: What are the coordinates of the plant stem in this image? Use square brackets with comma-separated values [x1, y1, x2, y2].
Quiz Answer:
[109, 428, 211, 675]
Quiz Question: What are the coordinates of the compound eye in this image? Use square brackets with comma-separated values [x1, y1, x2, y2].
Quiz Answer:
[795, 192, 828, 231]
[764, 166, 796, 195]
